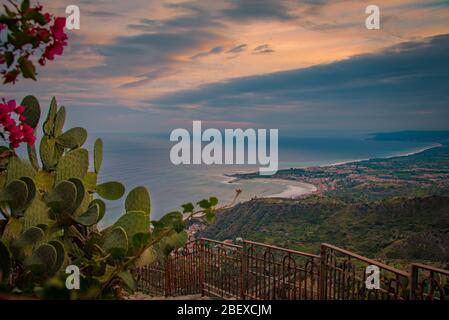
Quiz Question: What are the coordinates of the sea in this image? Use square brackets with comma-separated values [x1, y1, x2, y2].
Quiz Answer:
[73, 132, 436, 226]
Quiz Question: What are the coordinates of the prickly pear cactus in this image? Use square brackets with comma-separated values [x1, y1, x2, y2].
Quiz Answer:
[0, 96, 219, 299]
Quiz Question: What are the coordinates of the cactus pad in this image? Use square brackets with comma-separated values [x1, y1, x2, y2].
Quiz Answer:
[48, 240, 65, 275]
[44, 181, 77, 213]
[6, 156, 36, 183]
[67, 178, 85, 214]
[89, 199, 106, 222]
[15, 226, 45, 248]
[74, 204, 99, 226]
[55, 148, 89, 183]
[125, 186, 151, 215]
[43, 97, 57, 136]
[39, 136, 58, 169]
[56, 127, 87, 149]
[26, 243, 57, 274]
[112, 211, 150, 241]
[1, 179, 29, 215]
[94, 138, 103, 173]
[96, 181, 125, 200]
[53, 106, 66, 137]
[23, 198, 51, 230]
[103, 226, 128, 259]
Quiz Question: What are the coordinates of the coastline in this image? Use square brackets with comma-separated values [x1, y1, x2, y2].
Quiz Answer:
[224, 143, 442, 200]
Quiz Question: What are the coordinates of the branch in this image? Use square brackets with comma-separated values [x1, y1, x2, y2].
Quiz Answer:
[95, 190, 242, 298]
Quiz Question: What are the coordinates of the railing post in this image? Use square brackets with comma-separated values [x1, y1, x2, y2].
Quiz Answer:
[199, 239, 205, 296]
[319, 244, 326, 300]
[164, 257, 172, 297]
[410, 264, 418, 300]
[240, 241, 247, 300]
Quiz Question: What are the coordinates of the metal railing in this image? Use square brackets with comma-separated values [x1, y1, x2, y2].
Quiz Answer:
[411, 263, 449, 300]
[244, 240, 320, 300]
[134, 238, 449, 300]
[320, 243, 410, 300]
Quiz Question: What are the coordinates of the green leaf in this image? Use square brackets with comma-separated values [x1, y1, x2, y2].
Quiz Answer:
[89, 199, 106, 222]
[4, 52, 13, 67]
[197, 199, 211, 209]
[44, 180, 77, 213]
[118, 271, 136, 291]
[74, 204, 99, 226]
[15, 226, 44, 247]
[21, 95, 41, 129]
[182, 203, 194, 213]
[43, 97, 57, 136]
[6, 156, 36, 183]
[209, 197, 218, 206]
[55, 148, 89, 183]
[48, 240, 65, 275]
[26, 243, 57, 273]
[56, 127, 87, 149]
[0, 179, 29, 215]
[158, 230, 188, 257]
[19, 176, 37, 211]
[135, 247, 156, 267]
[94, 138, 103, 173]
[132, 232, 151, 249]
[112, 211, 150, 241]
[53, 106, 66, 137]
[67, 178, 85, 214]
[153, 211, 185, 234]
[125, 186, 150, 215]
[24, 10, 46, 26]
[27, 144, 40, 171]
[20, 0, 30, 12]
[18, 56, 36, 80]
[96, 181, 125, 200]
[103, 227, 128, 259]
[205, 209, 216, 224]
[39, 136, 58, 169]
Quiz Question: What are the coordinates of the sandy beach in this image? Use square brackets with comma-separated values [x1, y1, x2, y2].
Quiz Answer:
[264, 179, 317, 199]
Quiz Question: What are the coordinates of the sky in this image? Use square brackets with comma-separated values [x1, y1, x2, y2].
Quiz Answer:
[2, 0, 449, 135]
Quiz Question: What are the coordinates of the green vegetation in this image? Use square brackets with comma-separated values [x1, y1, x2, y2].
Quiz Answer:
[200, 195, 449, 266]
[0, 97, 220, 299]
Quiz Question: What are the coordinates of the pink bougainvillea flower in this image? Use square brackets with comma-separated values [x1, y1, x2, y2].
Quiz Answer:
[6, 100, 16, 112]
[51, 17, 68, 42]
[43, 13, 52, 23]
[15, 106, 25, 114]
[0, 100, 36, 148]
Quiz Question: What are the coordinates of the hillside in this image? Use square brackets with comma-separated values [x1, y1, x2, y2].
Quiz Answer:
[199, 195, 449, 264]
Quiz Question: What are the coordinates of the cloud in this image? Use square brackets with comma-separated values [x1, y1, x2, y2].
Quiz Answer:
[190, 46, 225, 60]
[252, 44, 275, 54]
[84, 10, 121, 17]
[227, 44, 248, 53]
[89, 30, 222, 81]
[221, 0, 296, 21]
[147, 34, 449, 131]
